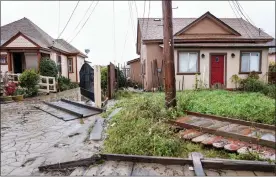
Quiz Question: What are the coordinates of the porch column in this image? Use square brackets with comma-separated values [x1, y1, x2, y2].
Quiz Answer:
[37, 51, 41, 71]
[7, 52, 12, 72]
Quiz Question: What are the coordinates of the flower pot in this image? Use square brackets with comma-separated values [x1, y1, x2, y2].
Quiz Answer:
[0, 96, 13, 102]
[12, 95, 24, 102]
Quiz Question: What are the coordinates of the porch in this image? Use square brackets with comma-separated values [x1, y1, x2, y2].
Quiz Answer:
[4, 50, 50, 73]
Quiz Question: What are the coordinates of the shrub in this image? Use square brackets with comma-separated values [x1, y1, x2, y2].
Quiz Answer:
[101, 66, 108, 95]
[262, 84, 276, 98]
[57, 76, 78, 91]
[19, 69, 40, 97]
[240, 77, 265, 92]
[39, 57, 58, 78]
[4, 82, 17, 96]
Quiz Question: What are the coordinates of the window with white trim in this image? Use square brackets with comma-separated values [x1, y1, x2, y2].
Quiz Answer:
[178, 52, 199, 73]
[241, 52, 261, 72]
[68, 58, 73, 73]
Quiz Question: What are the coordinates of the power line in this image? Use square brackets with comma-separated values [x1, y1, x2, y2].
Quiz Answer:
[66, 1, 95, 41]
[142, 0, 147, 29]
[69, 1, 99, 43]
[57, 1, 80, 39]
[133, 0, 139, 17]
[234, 0, 255, 26]
[228, 0, 251, 38]
[145, 0, 151, 38]
[113, 0, 116, 64]
[57, 0, 60, 38]
[121, 15, 131, 62]
[128, 1, 137, 41]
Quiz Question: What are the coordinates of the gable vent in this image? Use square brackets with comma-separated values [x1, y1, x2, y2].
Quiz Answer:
[154, 18, 161, 21]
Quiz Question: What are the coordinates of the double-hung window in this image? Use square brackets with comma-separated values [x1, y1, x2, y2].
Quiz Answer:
[178, 52, 199, 74]
[240, 52, 261, 73]
[68, 58, 73, 73]
[0, 54, 7, 65]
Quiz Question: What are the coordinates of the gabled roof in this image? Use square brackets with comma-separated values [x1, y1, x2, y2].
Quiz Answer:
[127, 58, 140, 65]
[1, 17, 54, 49]
[1, 31, 40, 48]
[138, 12, 273, 42]
[1, 17, 87, 57]
[175, 11, 241, 36]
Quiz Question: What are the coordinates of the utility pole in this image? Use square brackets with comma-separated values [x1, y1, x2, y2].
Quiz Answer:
[162, 0, 176, 108]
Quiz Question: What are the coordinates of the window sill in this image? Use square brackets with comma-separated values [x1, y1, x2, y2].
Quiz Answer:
[0, 63, 8, 65]
[177, 72, 201, 75]
[239, 72, 262, 74]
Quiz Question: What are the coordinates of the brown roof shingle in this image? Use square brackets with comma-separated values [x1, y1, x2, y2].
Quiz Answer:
[138, 17, 273, 41]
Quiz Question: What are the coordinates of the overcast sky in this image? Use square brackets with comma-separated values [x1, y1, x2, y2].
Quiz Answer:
[1, 1, 275, 65]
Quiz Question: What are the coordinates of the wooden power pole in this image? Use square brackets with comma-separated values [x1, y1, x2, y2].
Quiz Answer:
[162, 0, 176, 108]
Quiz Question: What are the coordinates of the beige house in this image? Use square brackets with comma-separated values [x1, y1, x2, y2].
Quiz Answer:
[127, 57, 141, 84]
[0, 17, 87, 82]
[136, 12, 274, 90]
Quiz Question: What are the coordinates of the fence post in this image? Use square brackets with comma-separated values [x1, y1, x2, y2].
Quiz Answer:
[46, 77, 49, 93]
[94, 65, 101, 108]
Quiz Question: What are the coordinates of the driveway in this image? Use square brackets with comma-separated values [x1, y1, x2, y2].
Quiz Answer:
[1, 88, 103, 176]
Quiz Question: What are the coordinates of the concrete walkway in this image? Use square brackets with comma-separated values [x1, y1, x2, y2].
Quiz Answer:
[1, 88, 103, 176]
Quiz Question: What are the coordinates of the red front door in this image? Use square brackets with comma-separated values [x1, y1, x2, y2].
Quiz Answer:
[211, 55, 224, 86]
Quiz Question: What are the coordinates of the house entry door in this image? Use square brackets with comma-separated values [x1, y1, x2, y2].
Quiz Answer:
[210, 55, 225, 86]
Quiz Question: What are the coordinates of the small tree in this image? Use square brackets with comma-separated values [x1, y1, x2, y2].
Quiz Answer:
[39, 57, 58, 78]
[101, 66, 108, 96]
[19, 69, 40, 97]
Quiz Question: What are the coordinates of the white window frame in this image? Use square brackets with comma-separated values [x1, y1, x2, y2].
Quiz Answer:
[178, 51, 199, 74]
[68, 58, 73, 73]
[240, 51, 261, 73]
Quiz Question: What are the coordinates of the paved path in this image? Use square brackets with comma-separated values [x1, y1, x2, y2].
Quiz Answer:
[68, 161, 275, 176]
[1, 88, 103, 176]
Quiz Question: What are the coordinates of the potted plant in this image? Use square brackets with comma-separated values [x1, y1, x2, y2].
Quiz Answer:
[0, 82, 16, 102]
[12, 88, 25, 101]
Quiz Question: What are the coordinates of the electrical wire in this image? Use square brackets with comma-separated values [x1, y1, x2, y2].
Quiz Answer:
[128, 1, 137, 41]
[133, 0, 139, 18]
[228, 0, 251, 38]
[141, 0, 147, 30]
[69, 1, 99, 43]
[57, 0, 60, 38]
[113, 0, 116, 64]
[145, 0, 151, 38]
[235, 0, 255, 26]
[66, 1, 95, 41]
[57, 1, 80, 39]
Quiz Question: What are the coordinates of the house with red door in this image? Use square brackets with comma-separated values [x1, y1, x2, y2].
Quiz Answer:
[0, 17, 87, 83]
[136, 11, 274, 90]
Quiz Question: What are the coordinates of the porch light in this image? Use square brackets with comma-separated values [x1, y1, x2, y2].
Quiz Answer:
[231, 53, 235, 58]
[201, 54, 205, 58]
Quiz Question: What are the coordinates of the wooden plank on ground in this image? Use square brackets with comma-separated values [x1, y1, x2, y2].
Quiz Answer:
[190, 152, 205, 176]
[169, 121, 276, 148]
[185, 111, 275, 131]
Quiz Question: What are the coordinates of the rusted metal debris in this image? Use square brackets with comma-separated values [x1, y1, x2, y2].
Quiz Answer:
[169, 111, 276, 160]
[38, 153, 275, 173]
[34, 99, 103, 121]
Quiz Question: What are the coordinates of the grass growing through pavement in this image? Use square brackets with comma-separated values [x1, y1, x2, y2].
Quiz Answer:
[103, 90, 274, 159]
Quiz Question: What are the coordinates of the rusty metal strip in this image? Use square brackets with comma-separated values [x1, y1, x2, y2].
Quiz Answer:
[185, 111, 275, 131]
[60, 99, 104, 112]
[169, 120, 275, 148]
[43, 101, 83, 117]
[38, 155, 101, 171]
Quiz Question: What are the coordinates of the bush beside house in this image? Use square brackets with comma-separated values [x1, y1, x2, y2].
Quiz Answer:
[19, 69, 40, 97]
[39, 58, 58, 78]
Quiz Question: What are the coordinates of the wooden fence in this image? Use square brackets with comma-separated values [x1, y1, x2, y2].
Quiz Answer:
[0, 72, 57, 94]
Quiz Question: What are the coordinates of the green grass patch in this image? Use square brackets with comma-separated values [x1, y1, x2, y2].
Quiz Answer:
[103, 90, 274, 159]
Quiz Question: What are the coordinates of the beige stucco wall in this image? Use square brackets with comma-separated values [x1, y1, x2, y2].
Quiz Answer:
[50, 51, 68, 78]
[140, 43, 269, 90]
[25, 53, 38, 70]
[140, 44, 147, 88]
[174, 48, 269, 90]
[6, 36, 36, 48]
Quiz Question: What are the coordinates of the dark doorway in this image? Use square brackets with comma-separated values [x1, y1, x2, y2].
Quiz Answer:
[13, 53, 24, 73]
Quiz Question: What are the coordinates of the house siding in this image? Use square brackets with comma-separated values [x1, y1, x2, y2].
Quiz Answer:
[140, 43, 269, 90]
[268, 53, 275, 63]
[129, 61, 141, 84]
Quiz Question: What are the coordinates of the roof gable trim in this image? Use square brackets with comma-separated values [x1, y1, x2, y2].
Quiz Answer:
[174, 12, 241, 36]
[1, 31, 41, 48]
